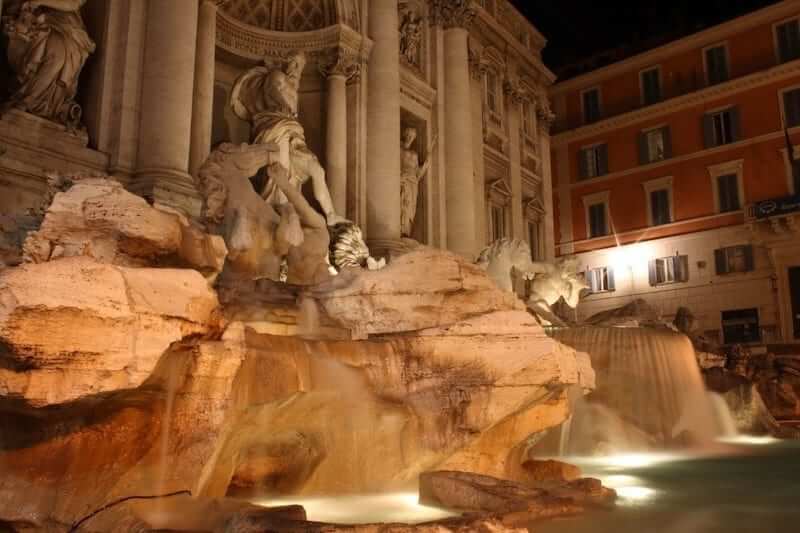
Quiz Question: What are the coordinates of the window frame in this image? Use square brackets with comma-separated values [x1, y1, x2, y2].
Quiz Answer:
[484, 69, 501, 117]
[649, 254, 689, 286]
[721, 308, 761, 344]
[710, 108, 734, 145]
[708, 159, 745, 214]
[580, 86, 602, 124]
[582, 190, 610, 240]
[779, 146, 800, 195]
[639, 124, 671, 164]
[642, 176, 674, 227]
[639, 65, 662, 106]
[778, 84, 800, 129]
[702, 42, 731, 86]
[773, 16, 800, 64]
[715, 245, 755, 275]
[578, 142, 608, 180]
[587, 266, 616, 293]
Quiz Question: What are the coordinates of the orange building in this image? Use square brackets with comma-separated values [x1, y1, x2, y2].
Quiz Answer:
[550, 1, 800, 345]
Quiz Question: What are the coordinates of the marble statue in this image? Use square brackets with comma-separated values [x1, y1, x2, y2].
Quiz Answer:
[230, 50, 346, 227]
[476, 238, 588, 321]
[399, 5, 423, 67]
[400, 127, 435, 238]
[1, 0, 95, 130]
[328, 222, 386, 272]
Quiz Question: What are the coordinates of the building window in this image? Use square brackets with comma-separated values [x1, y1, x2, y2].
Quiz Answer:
[648, 255, 689, 286]
[638, 126, 671, 164]
[782, 87, 800, 128]
[485, 70, 500, 115]
[703, 107, 740, 147]
[794, 159, 800, 194]
[490, 204, 506, 242]
[587, 202, 608, 238]
[715, 245, 754, 275]
[776, 18, 800, 64]
[650, 189, 671, 226]
[587, 266, 615, 293]
[527, 220, 539, 261]
[717, 174, 741, 212]
[578, 143, 608, 180]
[722, 308, 761, 344]
[582, 87, 601, 124]
[522, 99, 535, 140]
[640, 67, 662, 106]
[704, 45, 729, 85]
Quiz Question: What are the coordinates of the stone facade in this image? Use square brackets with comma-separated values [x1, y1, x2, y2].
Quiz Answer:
[0, 0, 555, 262]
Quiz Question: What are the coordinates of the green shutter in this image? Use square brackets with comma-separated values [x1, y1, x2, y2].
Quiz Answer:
[662, 126, 672, 159]
[678, 255, 689, 282]
[648, 260, 657, 286]
[607, 268, 616, 291]
[702, 114, 715, 148]
[729, 107, 741, 142]
[715, 248, 727, 275]
[743, 245, 755, 272]
[598, 144, 609, 175]
[638, 132, 648, 165]
[578, 149, 588, 180]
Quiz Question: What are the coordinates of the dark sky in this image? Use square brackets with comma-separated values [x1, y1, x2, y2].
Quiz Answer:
[510, 0, 781, 78]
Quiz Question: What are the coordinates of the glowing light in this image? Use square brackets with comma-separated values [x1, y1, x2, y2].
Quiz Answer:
[609, 244, 649, 275]
[602, 453, 677, 469]
[254, 492, 457, 525]
[615, 485, 657, 504]
[717, 435, 779, 446]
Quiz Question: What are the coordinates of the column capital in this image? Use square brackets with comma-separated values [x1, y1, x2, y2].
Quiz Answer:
[536, 93, 556, 131]
[503, 79, 529, 105]
[431, 0, 476, 30]
[319, 47, 362, 82]
[467, 47, 488, 80]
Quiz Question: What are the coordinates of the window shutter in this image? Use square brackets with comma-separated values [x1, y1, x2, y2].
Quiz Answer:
[607, 268, 616, 291]
[598, 144, 609, 175]
[578, 149, 588, 180]
[714, 248, 727, 275]
[743, 245, 755, 272]
[588, 270, 598, 293]
[784, 90, 800, 128]
[638, 132, 648, 164]
[702, 114, 715, 148]
[729, 107, 741, 142]
[648, 260, 657, 286]
[778, 23, 791, 62]
[661, 126, 672, 159]
[678, 255, 689, 282]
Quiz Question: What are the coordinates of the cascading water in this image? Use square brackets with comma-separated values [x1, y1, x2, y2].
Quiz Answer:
[551, 326, 736, 454]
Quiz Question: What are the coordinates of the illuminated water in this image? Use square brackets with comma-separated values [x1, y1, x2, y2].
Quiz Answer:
[537, 440, 800, 533]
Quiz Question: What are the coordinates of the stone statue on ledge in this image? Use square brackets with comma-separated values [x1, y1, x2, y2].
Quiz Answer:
[230, 51, 346, 228]
[399, 5, 423, 67]
[1, 0, 95, 131]
[476, 238, 588, 325]
[400, 127, 435, 238]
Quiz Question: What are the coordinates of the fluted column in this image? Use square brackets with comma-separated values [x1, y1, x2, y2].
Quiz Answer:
[366, 0, 402, 253]
[436, 1, 478, 258]
[189, 0, 218, 177]
[134, 0, 200, 216]
[505, 80, 525, 240]
[320, 48, 359, 216]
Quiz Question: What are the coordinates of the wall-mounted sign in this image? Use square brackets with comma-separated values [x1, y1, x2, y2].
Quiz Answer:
[752, 194, 800, 219]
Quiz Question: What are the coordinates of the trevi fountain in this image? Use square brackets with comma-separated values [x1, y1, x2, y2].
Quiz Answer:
[0, 1, 798, 532]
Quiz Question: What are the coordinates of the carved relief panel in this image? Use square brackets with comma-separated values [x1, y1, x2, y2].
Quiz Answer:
[399, 0, 427, 75]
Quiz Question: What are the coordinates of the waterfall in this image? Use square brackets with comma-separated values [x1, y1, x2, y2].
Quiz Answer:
[552, 327, 736, 454]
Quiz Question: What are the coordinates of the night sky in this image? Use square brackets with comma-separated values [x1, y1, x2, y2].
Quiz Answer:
[511, 0, 782, 79]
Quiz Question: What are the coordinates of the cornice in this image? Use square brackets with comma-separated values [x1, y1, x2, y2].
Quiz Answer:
[216, 11, 372, 63]
[400, 66, 437, 108]
[472, 8, 556, 86]
[552, 58, 800, 146]
[551, 1, 800, 95]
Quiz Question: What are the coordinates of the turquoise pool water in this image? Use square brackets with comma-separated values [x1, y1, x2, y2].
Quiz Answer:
[536, 439, 800, 533]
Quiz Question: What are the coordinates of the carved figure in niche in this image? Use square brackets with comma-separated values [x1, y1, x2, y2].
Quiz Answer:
[475, 239, 588, 324]
[399, 5, 423, 67]
[1, 0, 95, 130]
[231, 51, 346, 227]
[400, 127, 435, 238]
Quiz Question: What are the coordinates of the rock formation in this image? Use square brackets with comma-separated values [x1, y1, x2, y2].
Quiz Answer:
[0, 173, 600, 531]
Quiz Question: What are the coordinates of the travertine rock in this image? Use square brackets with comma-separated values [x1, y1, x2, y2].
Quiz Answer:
[0, 257, 220, 406]
[419, 471, 614, 525]
[313, 248, 524, 336]
[22, 177, 226, 277]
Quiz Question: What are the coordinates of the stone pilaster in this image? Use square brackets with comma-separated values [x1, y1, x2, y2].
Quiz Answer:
[433, 0, 479, 258]
[320, 48, 360, 216]
[504, 79, 526, 240]
[189, 0, 219, 178]
[366, 0, 403, 256]
[133, 0, 200, 217]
